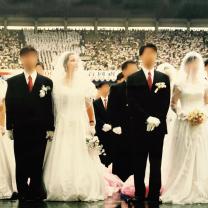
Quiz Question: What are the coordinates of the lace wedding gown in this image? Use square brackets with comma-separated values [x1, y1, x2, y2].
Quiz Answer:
[43, 74, 122, 201]
[161, 82, 208, 204]
[0, 79, 17, 199]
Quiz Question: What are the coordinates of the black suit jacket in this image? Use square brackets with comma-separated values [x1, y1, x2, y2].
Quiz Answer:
[108, 81, 129, 135]
[127, 69, 170, 135]
[5, 73, 54, 131]
[93, 97, 110, 136]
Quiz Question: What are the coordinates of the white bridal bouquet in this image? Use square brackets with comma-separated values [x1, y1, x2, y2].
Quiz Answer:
[86, 135, 105, 155]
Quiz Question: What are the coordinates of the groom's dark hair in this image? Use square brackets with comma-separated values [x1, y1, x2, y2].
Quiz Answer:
[139, 43, 157, 56]
[121, 60, 137, 71]
[20, 46, 38, 57]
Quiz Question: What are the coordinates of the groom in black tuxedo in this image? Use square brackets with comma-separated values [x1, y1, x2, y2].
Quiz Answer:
[5, 46, 54, 201]
[127, 44, 170, 204]
[108, 60, 137, 181]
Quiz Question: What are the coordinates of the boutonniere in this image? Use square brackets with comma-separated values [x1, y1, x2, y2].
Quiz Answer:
[154, 82, 166, 93]
[39, 85, 51, 98]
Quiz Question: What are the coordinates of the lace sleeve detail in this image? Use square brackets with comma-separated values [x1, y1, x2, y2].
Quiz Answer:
[171, 84, 181, 113]
[83, 71, 97, 108]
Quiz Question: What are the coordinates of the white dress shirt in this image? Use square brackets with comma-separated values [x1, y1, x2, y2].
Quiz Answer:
[24, 70, 37, 85]
[142, 67, 155, 81]
[101, 96, 108, 109]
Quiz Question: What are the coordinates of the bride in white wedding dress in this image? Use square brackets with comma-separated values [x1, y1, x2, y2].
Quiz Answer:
[161, 51, 208, 204]
[43, 52, 122, 201]
[0, 79, 16, 199]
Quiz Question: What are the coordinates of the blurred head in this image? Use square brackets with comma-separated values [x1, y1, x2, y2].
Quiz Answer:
[181, 51, 204, 83]
[63, 53, 79, 74]
[185, 56, 199, 75]
[121, 60, 137, 79]
[36, 61, 45, 75]
[139, 43, 157, 69]
[116, 72, 125, 84]
[20, 46, 38, 73]
[204, 59, 208, 73]
[97, 82, 110, 98]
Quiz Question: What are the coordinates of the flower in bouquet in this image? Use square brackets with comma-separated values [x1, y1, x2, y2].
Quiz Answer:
[86, 135, 105, 155]
[187, 109, 206, 126]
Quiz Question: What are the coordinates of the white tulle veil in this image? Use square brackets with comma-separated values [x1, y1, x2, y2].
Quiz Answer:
[52, 51, 96, 93]
[51, 51, 97, 125]
[157, 63, 177, 84]
[52, 51, 84, 83]
[177, 51, 205, 85]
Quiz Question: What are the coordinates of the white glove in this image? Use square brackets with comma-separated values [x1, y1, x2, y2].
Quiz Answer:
[8, 130, 14, 140]
[102, 124, 112, 132]
[46, 131, 54, 141]
[112, 127, 122, 135]
[177, 112, 187, 120]
[146, 116, 160, 132]
[0, 125, 5, 137]
[146, 123, 156, 132]
[89, 125, 96, 136]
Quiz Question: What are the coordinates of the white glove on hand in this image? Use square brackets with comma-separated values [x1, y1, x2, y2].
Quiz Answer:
[102, 124, 112, 132]
[0, 126, 5, 137]
[89, 125, 96, 136]
[8, 130, 14, 140]
[146, 116, 160, 132]
[112, 127, 122, 135]
[46, 131, 54, 141]
[177, 112, 187, 120]
[0, 126, 6, 137]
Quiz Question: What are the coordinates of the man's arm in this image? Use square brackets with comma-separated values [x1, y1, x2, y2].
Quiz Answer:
[155, 76, 171, 120]
[108, 85, 121, 127]
[93, 101, 105, 130]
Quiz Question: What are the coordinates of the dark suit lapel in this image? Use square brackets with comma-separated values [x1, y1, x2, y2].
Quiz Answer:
[140, 69, 151, 93]
[32, 74, 42, 94]
[19, 72, 43, 94]
[98, 98, 106, 113]
[152, 71, 160, 93]
[140, 69, 161, 93]
[19, 73, 30, 95]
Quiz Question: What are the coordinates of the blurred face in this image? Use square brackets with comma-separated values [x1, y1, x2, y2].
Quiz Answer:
[99, 84, 110, 97]
[66, 54, 78, 72]
[20, 52, 38, 73]
[140, 48, 157, 69]
[185, 59, 199, 77]
[123, 64, 138, 79]
[36, 65, 44, 75]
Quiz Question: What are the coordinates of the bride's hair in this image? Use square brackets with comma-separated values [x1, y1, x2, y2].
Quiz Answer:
[185, 55, 198, 65]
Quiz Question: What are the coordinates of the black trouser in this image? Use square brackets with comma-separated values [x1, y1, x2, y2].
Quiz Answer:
[98, 132, 112, 167]
[133, 131, 165, 201]
[13, 128, 47, 198]
[112, 134, 133, 181]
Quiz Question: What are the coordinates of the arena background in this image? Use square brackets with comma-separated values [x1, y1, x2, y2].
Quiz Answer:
[0, 0, 208, 82]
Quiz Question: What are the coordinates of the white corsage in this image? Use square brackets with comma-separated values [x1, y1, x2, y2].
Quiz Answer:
[154, 82, 166, 93]
[39, 85, 51, 98]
